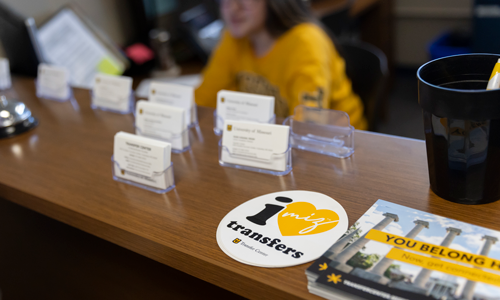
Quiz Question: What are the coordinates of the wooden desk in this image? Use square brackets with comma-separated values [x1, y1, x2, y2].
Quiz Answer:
[1, 78, 500, 299]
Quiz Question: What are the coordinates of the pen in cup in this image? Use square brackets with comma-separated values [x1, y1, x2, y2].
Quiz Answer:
[487, 58, 500, 90]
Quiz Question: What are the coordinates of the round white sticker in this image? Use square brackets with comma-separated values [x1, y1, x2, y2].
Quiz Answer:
[216, 190, 348, 268]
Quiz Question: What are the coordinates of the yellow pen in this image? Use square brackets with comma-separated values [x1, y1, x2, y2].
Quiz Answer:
[487, 58, 500, 90]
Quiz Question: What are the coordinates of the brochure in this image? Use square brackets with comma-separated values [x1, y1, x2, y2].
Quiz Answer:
[307, 199, 500, 300]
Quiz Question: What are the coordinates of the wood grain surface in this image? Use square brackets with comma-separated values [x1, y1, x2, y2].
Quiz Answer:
[1, 77, 499, 299]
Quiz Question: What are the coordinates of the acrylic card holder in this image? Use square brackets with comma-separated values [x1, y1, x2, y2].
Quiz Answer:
[111, 156, 175, 193]
[0, 81, 10, 91]
[213, 110, 276, 135]
[135, 126, 190, 153]
[35, 79, 73, 102]
[218, 140, 292, 176]
[188, 104, 198, 129]
[90, 90, 135, 114]
[283, 105, 354, 158]
[0, 58, 11, 90]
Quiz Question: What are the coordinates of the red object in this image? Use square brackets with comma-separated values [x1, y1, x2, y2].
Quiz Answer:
[125, 43, 155, 65]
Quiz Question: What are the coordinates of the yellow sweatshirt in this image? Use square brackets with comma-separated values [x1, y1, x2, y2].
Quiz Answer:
[195, 23, 367, 130]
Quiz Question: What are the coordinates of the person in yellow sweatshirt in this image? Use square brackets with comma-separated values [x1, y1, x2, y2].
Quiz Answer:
[195, 0, 367, 130]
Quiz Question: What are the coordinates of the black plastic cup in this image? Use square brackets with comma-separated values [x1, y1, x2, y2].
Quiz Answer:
[418, 54, 500, 204]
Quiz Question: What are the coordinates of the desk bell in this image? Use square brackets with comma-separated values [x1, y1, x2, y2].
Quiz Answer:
[0, 95, 38, 138]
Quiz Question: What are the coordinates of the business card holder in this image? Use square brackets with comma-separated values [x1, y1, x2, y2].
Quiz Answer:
[0, 80, 11, 91]
[218, 140, 292, 175]
[213, 111, 276, 135]
[135, 126, 190, 153]
[188, 104, 199, 129]
[90, 90, 134, 114]
[35, 79, 73, 102]
[133, 105, 198, 128]
[111, 156, 175, 193]
[283, 105, 354, 158]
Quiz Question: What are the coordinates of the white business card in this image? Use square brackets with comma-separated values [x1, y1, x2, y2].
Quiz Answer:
[113, 132, 172, 190]
[0, 58, 11, 90]
[92, 74, 133, 112]
[221, 121, 289, 172]
[37, 64, 71, 100]
[149, 82, 195, 125]
[216, 90, 275, 132]
[135, 100, 188, 151]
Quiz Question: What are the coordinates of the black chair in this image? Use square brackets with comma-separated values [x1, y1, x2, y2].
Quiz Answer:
[338, 40, 388, 131]
[320, 0, 356, 40]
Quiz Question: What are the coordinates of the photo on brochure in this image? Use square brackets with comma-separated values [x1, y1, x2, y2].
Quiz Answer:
[307, 199, 500, 300]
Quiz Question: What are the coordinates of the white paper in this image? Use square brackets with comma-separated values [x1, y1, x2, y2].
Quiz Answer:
[113, 132, 171, 190]
[37, 64, 71, 100]
[92, 74, 132, 112]
[0, 58, 12, 90]
[149, 82, 195, 124]
[216, 90, 275, 131]
[221, 120, 289, 172]
[37, 8, 124, 89]
[135, 100, 188, 151]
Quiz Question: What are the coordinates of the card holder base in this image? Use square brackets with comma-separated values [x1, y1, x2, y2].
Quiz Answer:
[283, 105, 355, 158]
[90, 90, 135, 114]
[111, 156, 175, 194]
[213, 110, 276, 136]
[188, 104, 199, 129]
[218, 140, 292, 176]
[0, 81, 11, 91]
[35, 79, 73, 102]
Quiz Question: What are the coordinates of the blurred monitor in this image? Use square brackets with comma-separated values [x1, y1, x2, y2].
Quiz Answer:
[180, 4, 223, 61]
[0, 2, 43, 76]
[127, 0, 222, 63]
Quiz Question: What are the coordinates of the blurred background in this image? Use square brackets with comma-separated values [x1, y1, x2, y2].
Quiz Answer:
[0, 0, 497, 140]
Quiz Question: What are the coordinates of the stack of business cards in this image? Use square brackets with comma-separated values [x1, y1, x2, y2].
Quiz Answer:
[92, 74, 133, 113]
[215, 90, 275, 133]
[220, 120, 290, 172]
[113, 131, 172, 190]
[36, 64, 71, 101]
[135, 100, 189, 151]
[149, 82, 196, 126]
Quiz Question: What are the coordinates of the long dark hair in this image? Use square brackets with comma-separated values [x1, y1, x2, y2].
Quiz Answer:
[265, 0, 316, 37]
